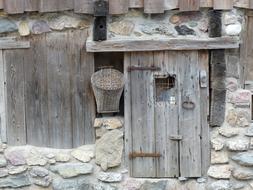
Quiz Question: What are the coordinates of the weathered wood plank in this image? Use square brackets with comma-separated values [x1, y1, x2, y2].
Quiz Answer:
[0, 50, 6, 143]
[0, 0, 3, 9]
[234, 0, 249, 8]
[24, 0, 39, 11]
[46, 32, 72, 148]
[86, 37, 240, 52]
[70, 30, 95, 147]
[24, 34, 49, 147]
[74, 0, 94, 14]
[214, 0, 233, 9]
[200, 0, 212, 7]
[4, 0, 24, 14]
[5, 50, 26, 145]
[178, 51, 201, 177]
[58, 0, 74, 11]
[109, 0, 128, 14]
[129, 0, 144, 8]
[164, 0, 178, 9]
[0, 38, 30, 50]
[154, 51, 179, 177]
[130, 52, 156, 177]
[198, 50, 210, 176]
[179, 0, 200, 11]
[39, 0, 58, 12]
[244, 16, 253, 81]
[144, 0, 164, 13]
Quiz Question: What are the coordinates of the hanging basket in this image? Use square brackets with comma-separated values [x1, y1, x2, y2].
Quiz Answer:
[91, 68, 125, 113]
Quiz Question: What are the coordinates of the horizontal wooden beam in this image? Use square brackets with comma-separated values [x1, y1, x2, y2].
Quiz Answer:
[86, 37, 240, 52]
[0, 38, 30, 49]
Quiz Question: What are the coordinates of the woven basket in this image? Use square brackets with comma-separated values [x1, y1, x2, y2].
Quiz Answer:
[91, 68, 124, 113]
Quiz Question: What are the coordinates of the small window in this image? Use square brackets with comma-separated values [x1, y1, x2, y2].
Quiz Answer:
[155, 74, 176, 102]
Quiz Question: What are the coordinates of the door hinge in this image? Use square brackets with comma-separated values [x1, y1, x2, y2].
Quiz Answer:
[127, 66, 161, 72]
[129, 152, 161, 159]
[169, 135, 183, 141]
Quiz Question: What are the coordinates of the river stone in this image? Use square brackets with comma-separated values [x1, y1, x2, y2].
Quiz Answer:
[18, 20, 30, 36]
[226, 78, 238, 92]
[30, 166, 49, 177]
[140, 23, 175, 36]
[232, 152, 253, 166]
[32, 175, 52, 187]
[50, 163, 93, 178]
[31, 20, 51, 34]
[109, 20, 135, 36]
[98, 172, 122, 182]
[140, 181, 167, 190]
[227, 140, 249, 151]
[5, 150, 26, 166]
[175, 25, 196, 35]
[96, 129, 123, 171]
[0, 155, 7, 167]
[0, 19, 18, 33]
[207, 165, 232, 179]
[55, 153, 70, 162]
[169, 15, 180, 24]
[218, 127, 239, 138]
[0, 174, 31, 188]
[245, 126, 253, 137]
[211, 151, 229, 164]
[225, 23, 242, 36]
[232, 168, 253, 180]
[48, 15, 81, 30]
[207, 180, 231, 190]
[71, 145, 94, 163]
[8, 166, 27, 175]
[26, 154, 47, 166]
[94, 117, 124, 130]
[211, 138, 224, 151]
[226, 109, 238, 127]
[228, 90, 251, 107]
[0, 168, 8, 178]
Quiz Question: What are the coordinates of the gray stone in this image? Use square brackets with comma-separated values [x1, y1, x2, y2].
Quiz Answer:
[245, 126, 253, 137]
[226, 78, 238, 92]
[140, 23, 175, 36]
[227, 139, 249, 151]
[0, 168, 8, 178]
[231, 182, 245, 190]
[224, 13, 238, 25]
[48, 15, 81, 30]
[232, 168, 253, 180]
[0, 19, 18, 33]
[207, 180, 231, 190]
[8, 166, 27, 175]
[0, 155, 7, 167]
[31, 20, 51, 34]
[0, 174, 31, 188]
[32, 175, 52, 187]
[109, 21, 135, 36]
[5, 150, 26, 166]
[94, 117, 124, 130]
[140, 181, 167, 190]
[218, 126, 239, 138]
[211, 151, 229, 164]
[95, 129, 123, 171]
[225, 23, 242, 36]
[50, 163, 93, 178]
[226, 109, 238, 127]
[175, 25, 196, 35]
[30, 166, 49, 177]
[227, 90, 251, 107]
[55, 153, 70, 162]
[211, 138, 224, 151]
[232, 152, 253, 166]
[71, 145, 94, 163]
[26, 154, 47, 166]
[207, 165, 232, 179]
[197, 177, 207, 183]
[97, 172, 122, 182]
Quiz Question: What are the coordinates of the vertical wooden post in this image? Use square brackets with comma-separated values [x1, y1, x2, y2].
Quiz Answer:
[250, 0, 253, 9]
[179, 0, 200, 11]
[109, 0, 129, 14]
[0, 0, 3, 9]
[0, 50, 6, 143]
[144, 0, 164, 13]
[213, 0, 233, 10]
[129, 0, 143, 8]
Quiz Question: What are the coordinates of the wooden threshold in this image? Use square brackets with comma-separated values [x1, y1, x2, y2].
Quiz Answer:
[86, 37, 240, 52]
[0, 37, 30, 49]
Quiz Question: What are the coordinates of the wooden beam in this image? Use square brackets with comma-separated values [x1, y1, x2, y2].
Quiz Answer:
[4, 0, 25, 14]
[86, 37, 240, 52]
[0, 50, 6, 143]
[214, 0, 233, 10]
[179, 0, 200, 11]
[0, 0, 3, 9]
[144, 0, 164, 13]
[0, 38, 30, 50]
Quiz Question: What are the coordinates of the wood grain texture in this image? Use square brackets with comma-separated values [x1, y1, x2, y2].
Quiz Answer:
[200, 0, 212, 7]
[0, 38, 30, 50]
[86, 37, 240, 52]
[178, 51, 201, 177]
[0, 0, 3, 9]
[144, 0, 164, 13]
[109, 0, 129, 14]
[164, 0, 178, 9]
[24, 0, 39, 11]
[4, 0, 24, 14]
[5, 50, 26, 145]
[129, 0, 144, 8]
[74, 0, 94, 14]
[58, 0, 74, 11]
[213, 0, 233, 9]
[24, 34, 49, 147]
[179, 0, 200, 11]
[39, 0, 58, 12]
[0, 50, 6, 143]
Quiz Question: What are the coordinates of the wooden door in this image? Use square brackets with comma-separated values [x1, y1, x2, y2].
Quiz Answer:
[125, 50, 209, 178]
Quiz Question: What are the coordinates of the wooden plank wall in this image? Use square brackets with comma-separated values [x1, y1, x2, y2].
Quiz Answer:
[0, 0, 252, 14]
[3, 30, 96, 148]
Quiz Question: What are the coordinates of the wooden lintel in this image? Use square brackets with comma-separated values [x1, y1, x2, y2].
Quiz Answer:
[86, 37, 240, 52]
[0, 38, 30, 50]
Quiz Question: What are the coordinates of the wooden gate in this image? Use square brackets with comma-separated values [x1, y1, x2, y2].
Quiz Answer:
[125, 50, 210, 178]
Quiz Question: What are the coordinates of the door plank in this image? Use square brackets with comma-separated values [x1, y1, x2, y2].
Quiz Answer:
[0, 0, 3, 9]
[200, 0, 212, 7]
[109, 0, 129, 14]
[0, 50, 6, 143]
[129, 0, 144, 8]
[4, 0, 25, 14]
[24, 0, 39, 11]
[213, 0, 233, 9]
[58, 0, 74, 11]
[5, 50, 26, 145]
[179, 0, 200, 11]
[130, 52, 156, 177]
[144, 0, 164, 13]
[164, 0, 178, 9]
[39, 0, 58, 12]
[154, 51, 179, 177]
[24, 35, 49, 147]
[178, 51, 201, 177]
[46, 32, 72, 148]
[74, 0, 94, 14]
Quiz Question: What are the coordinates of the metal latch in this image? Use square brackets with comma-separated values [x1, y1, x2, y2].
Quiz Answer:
[169, 135, 183, 141]
[127, 66, 161, 72]
[129, 152, 161, 159]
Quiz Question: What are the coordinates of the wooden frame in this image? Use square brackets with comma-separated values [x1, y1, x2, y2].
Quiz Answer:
[86, 37, 240, 52]
[0, 38, 30, 50]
